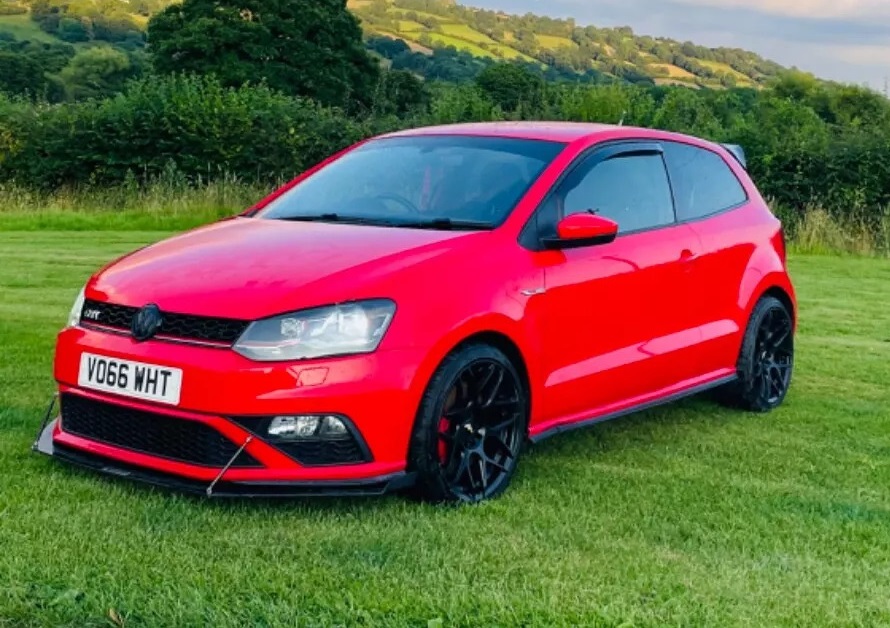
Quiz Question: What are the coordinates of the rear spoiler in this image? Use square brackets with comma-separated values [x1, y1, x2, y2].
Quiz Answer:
[721, 143, 747, 169]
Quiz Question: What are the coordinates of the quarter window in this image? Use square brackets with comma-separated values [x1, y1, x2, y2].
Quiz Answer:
[662, 141, 748, 221]
[562, 153, 675, 233]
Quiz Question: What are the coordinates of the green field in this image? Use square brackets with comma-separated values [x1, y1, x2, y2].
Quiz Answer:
[648, 63, 696, 79]
[489, 42, 536, 62]
[439, 22, 496, 44]
[700, 60, 754, 84]
[396, 19, 425, 33]
[0, 13, 60, 43]
[2, 229, 890, 626]
[535, 34, 577, 50]
[389, 8, 446, 23]
[426, 32, 498, 59]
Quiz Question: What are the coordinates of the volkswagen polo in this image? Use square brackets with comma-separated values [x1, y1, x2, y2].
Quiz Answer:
[35, 122, 796, 503]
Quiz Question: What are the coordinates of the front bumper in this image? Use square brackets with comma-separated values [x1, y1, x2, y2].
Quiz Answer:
[42, 326, 430, 497]
[35, 417, 416, 498]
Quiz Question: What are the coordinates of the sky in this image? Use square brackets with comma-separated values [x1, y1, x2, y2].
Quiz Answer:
[472, 0, 890, 90]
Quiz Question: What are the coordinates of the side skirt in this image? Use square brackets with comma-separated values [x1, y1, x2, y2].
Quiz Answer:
[528, 374, 737, 444]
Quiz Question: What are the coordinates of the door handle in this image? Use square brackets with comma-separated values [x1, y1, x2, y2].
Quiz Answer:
[680, 249, 698, 262]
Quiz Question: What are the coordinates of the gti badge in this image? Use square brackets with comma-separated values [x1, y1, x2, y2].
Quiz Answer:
[131, 303, 163, 342]
[82, 308, 102, 321]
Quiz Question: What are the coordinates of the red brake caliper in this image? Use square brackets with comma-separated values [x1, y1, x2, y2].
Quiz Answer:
[437, 417, 450, 463]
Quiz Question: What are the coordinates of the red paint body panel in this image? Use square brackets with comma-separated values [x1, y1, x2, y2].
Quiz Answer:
[46, 122, 797, 492]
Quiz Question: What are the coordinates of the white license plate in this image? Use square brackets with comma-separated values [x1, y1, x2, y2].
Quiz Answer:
[78, 352, 183, 405]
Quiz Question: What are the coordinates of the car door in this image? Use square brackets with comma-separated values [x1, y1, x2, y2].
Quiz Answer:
[661, 140, 754, 376]
[526, 142, 705, 426]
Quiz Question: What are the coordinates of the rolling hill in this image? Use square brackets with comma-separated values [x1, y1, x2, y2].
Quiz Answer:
[0, 0, 792, 90]
[350, 0, 788, 88]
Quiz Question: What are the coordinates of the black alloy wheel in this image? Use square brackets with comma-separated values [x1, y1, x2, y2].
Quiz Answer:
[408, 344, 527, 503]
[721, 295, 794, 412]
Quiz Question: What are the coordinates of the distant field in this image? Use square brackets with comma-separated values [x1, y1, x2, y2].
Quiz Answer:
[649, 63, 696, 79]
[390, 8, 444, 23]
[490, 43, 535, 61]
[2, 229, 890, 625]
[0, 13, 59, 43]
[397, 19, 425, 33]
[426, 32, 498, 59]
[700, 60, 755, 84]
[535, 34, 577, 50]
[440, 23, 496, 44]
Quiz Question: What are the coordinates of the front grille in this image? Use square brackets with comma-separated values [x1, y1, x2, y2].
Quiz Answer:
[60, 393, 261, 468]
[80, 299, 249, 345]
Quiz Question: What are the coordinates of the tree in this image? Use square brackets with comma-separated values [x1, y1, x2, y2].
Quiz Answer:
[147, 0, 380, 111]
[57, 16, 91, 42]
[55, 46, 137, 100]
[0, 52, 50, 97]
[375, 69, 429, 116]
[475, 62, 544, 111]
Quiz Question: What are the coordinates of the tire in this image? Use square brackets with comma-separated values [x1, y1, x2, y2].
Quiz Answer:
[720, 295, 794, 412]
[407, 343, 528, 503]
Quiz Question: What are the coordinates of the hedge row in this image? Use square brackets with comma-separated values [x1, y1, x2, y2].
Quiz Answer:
[2, 73, 890, 223]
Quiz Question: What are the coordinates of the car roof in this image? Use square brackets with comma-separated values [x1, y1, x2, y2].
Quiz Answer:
[379, 121, 626, 142]
[376, 121, 742, 167]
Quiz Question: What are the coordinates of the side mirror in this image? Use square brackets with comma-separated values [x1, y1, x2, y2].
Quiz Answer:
[542, 213, 619, 249]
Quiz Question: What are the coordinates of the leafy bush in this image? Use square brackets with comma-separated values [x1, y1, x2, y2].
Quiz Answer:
[0, 74, 370, 188]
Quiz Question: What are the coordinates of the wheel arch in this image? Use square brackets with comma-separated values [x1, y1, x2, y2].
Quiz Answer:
[762, 285, 796, 326]
[407, 319, 535, 435]
[742, 274, 797, 330]
[737, 244, 797, 329]
[453, 331, 531, 406]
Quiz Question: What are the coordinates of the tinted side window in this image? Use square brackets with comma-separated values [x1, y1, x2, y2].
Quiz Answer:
[562, 153, 675, 233]
[662, 141, 748, 221]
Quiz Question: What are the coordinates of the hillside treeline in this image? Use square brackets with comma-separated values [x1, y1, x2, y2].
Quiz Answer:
[2, 68, 889, 226]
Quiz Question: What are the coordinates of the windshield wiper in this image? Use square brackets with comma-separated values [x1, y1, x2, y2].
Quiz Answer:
[276, 214, 491, 231]
[275, 213, 398, 226]
[395, 218, 492, 231]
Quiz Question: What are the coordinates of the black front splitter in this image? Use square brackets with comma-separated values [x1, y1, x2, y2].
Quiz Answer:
[34, 419, 416, 499]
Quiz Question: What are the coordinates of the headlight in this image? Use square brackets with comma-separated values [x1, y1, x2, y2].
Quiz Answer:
[67, 286, 86, 328]
[233, 299, 396, 361]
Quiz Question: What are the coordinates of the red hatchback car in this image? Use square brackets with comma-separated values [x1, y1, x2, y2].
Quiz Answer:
[36, 122, 796, 503]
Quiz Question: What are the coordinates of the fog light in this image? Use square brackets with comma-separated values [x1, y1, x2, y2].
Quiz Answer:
[319, 416, 348, 437]
[268, 415, 319, 439]
[267, 415, 349, 440]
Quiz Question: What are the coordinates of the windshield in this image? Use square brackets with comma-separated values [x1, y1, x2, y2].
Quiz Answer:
[256, 135, 566, 228]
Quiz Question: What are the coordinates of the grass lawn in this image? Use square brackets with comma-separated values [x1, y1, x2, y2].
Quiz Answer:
[2, 230, 890, 626]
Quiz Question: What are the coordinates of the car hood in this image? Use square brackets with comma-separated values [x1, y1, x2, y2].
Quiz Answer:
[87, 217, 479, 319]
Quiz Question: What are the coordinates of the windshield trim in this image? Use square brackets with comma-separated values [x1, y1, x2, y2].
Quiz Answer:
[253, 134, 569, 231]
